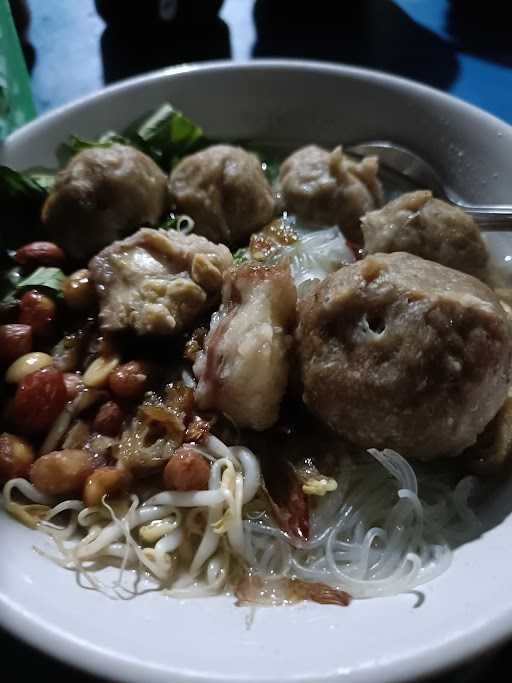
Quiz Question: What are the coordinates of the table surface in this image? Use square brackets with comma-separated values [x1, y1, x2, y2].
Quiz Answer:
[4, 0, 512, 681]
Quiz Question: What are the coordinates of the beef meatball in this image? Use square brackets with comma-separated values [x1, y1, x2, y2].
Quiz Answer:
[169, 144, 274, 246]
[298, 252, 512, 460]
[194, 262, 297, 431]
[278, 145, 383, 241]
[42, 144, 169, 259]
[89, 227, 232, 335]
[361, 190, 489, 279]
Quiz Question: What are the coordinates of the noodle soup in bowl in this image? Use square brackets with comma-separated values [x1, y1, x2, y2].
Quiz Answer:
[1, 60, 512, 683]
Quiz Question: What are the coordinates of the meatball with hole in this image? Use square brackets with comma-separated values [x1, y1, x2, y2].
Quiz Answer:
[42, 144, 169, 259]
[169, 144, 274, 246]
[298, 252, 512, 461]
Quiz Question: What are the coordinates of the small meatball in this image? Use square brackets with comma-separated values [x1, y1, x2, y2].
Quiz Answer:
[279, 145, 383, 241]
[30, 449, 94, 495]
[194, 262, 297, 431]
[298, 252, 512, 461]
[0, 433, 34, 483]
[163, 447, 210, 491]
[361, 190, 489, 278]
[42, 144, 169, 259]
[169, 144, 274, 246]
[89, 227, 232, 335]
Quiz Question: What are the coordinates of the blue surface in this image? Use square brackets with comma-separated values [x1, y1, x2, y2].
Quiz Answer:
[395, 0, 512, 124]
[22, 0, 512, 126]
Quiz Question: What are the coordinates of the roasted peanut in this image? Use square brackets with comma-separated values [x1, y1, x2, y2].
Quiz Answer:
[63, 372, 83, 400]
[108, 361, 149, 400]
[82, 466, 132, 507]
[15, 241, 66, 267]
[6, 352, 53, 384]
[0, 432, 35, 482]
[62, 269, 96, 311]
[19, 290, 56, 336]
[163, 447, 210, 491]
[14, 366, 68, 434]
[83, 355, 120, 388]
[30, 449, 94, 495]
[92, 401, 124, 436]
[0, 324, 32, 364]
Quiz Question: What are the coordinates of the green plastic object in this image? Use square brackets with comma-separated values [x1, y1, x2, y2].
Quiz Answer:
[0, 0, 36, 140]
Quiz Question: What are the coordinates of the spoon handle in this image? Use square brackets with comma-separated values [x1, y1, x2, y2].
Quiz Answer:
[457, 206, 512, 231]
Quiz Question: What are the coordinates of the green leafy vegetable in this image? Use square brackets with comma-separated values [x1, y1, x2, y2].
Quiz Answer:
[232, 247, 249, 265]
[128, 103, 206, 171]
[157, 213, 179, 230]
[57, 132, 132, 165]
[0, 165, 48, 249]
[1, 265, 65, 307]
[16, 266, 66, 298]
[66, 135, 114, 154]
[0, 164, 48, 201]
[157, 213, 195, 234]
[26, 169, 56, 193]
[57, 103, 207, 172]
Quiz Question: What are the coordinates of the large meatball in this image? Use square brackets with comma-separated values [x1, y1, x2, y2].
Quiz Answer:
[298, 252, 512, 461]
[169, 144, 274, 247]
[42, 144, 169, 259]
[278, 145, 383, 242]
[361, 190, 489, 279]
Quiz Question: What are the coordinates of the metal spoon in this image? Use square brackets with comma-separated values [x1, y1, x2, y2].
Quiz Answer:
[346, 141, 512, 231]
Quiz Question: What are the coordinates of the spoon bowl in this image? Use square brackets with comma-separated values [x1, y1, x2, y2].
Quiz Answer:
[347, 140, 512, 230]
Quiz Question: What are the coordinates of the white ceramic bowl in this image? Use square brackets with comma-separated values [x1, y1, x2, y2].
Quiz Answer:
[1, 60, 512, 683]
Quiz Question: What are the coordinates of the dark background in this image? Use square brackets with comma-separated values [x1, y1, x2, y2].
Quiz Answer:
[3, 0, 512, 681]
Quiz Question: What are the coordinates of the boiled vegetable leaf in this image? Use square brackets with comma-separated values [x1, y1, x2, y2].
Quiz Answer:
[157, 213, 179, 230]
[232, 247, 249, 265]
[57, 132, 132, 165]
[0, 165, 47, 249]
[0, 164, 48, 201]
[15, 266, 65, 298]
[127, 103, 206, 171]
[26, 169, 56, 193]
[57, 103, 207, 172]
[0, 264, 64, 307]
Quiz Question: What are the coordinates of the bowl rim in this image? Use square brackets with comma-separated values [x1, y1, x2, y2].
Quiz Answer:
[2, 58, 512, 683]
[4, 58, 512, 152]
